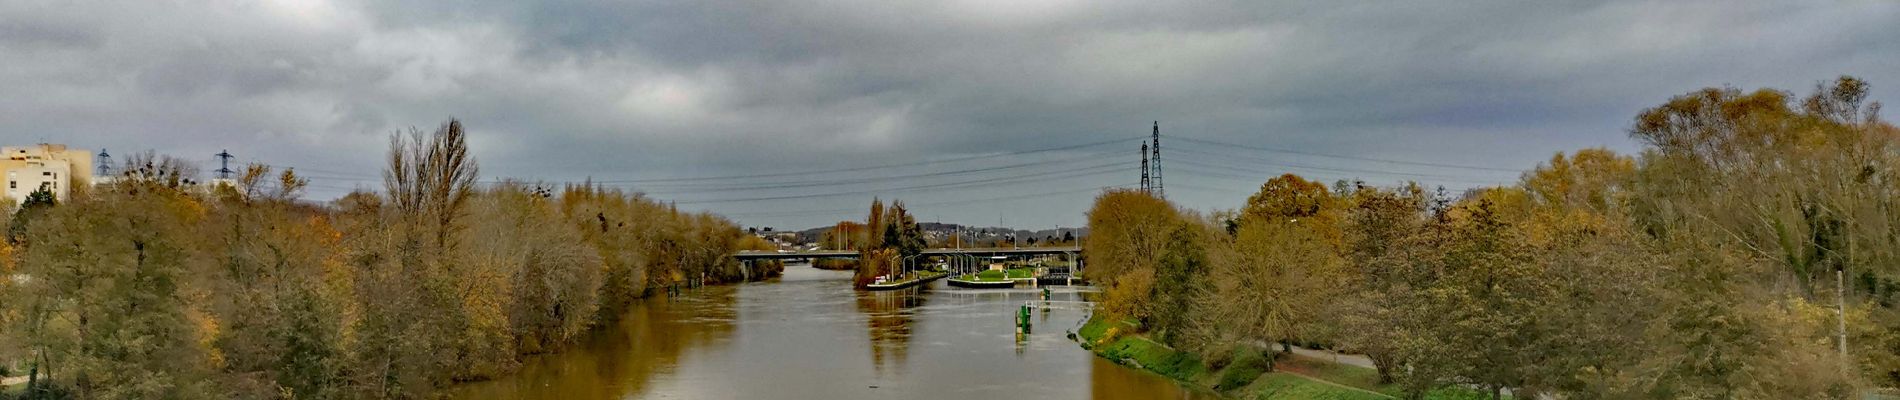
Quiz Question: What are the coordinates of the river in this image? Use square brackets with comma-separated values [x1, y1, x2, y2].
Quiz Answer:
[444, 264, 1212, 399]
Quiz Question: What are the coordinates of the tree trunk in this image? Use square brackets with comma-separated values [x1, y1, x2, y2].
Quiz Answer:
[1373, 356, 1395, 384]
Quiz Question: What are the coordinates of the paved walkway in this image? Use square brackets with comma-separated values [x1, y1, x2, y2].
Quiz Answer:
[1246, 340, 1378, 369]
[1287, 345, 1377, 369]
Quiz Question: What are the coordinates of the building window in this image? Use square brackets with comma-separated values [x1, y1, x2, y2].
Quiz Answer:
[42, 171, 51, 176]
[7, 181, 13, 189]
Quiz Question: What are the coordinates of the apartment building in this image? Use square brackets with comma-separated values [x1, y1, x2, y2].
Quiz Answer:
[2, 144, 94, 205]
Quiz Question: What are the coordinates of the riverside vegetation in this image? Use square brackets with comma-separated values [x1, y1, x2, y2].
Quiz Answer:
[813, 199, 926, 289]
[0, 120, 773, 399]
[1082, 77, 1900, 399]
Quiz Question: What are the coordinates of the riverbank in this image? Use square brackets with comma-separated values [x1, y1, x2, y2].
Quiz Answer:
[1072, 317, 1495, 400]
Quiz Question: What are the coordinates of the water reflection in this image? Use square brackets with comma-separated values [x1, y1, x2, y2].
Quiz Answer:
[854, 287, 925, 376]
[444, 265, 1208, 399]
[444, 283, 738, 400]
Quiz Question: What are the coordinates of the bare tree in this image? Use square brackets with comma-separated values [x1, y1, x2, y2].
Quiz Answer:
[384, 119, 480, 251]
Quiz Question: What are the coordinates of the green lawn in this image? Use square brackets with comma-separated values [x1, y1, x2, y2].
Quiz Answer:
[1276, 354, 1388, 394]
[1076, 315, 1122, 341]
[1246, 373, 1390, 400]
[1074, 316, 1498, 400]
[958, 269, 1009, 281]
[1005, 267, 1036, 279]
[1276, 352, 1495, 400]
[1093, 334, 1207, 382]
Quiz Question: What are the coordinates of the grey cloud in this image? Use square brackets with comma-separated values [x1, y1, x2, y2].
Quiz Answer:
[1, 0, 1895, 229]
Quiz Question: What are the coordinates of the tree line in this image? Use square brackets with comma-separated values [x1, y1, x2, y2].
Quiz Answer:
[0, 120, 765, 399]
[1083, 76, 1900, 399]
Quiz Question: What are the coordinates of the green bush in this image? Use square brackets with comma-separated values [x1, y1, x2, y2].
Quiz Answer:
[1215, 349, 1272, 391]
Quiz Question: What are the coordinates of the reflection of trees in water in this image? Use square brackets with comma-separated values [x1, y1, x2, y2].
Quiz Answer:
[855, 287, 927, 377]
[1088, 356, 1214, 400]
[444, 287, 740, 400]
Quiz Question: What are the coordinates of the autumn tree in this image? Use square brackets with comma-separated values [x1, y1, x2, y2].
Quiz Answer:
[16, 154, 215, 398]
[1083, 189, 1194, 332]
[351, 119, 484, 395]
[1200, 173, 1348, 360]
[1620, 77, 1888, 395]
[466, 182, 604, 362]
[201, 163, 353, 398]
[1241, 173, 1343, 244]
[853, 198, 924, 287]
[738, 235, 786, 279]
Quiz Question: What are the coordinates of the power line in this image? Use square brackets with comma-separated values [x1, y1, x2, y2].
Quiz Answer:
[607, 150, 1123, 193]
[721, 184, 1136, 219]
[1169, 135, 1523, 172]
[1167, 144, 1514, 179]
[1169, 150, 1512, 185]
[1168, 182, 1254, 195]
[670, 163, 1128, 205]
[588, 135, 1144, 184]
[280, 152, 1129, 197]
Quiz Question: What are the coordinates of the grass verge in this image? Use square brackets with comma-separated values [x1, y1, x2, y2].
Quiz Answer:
[1073, 316, 1499, 400]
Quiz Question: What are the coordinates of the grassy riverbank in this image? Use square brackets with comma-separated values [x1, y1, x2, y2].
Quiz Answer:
[1075, 317, 1495, 400]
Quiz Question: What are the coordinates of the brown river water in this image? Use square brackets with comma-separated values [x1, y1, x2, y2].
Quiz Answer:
[443, 264, 1212, 399]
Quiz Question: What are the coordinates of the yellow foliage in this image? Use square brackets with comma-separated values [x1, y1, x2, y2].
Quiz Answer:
[738, 235, 778, 251]
[1241, 173, 1343, 247]
[188, 294, 227, 371]
[1097, 265, 1157, 323]
[1522, 148, 1635, 213]
[1083, 189, 1181, 286]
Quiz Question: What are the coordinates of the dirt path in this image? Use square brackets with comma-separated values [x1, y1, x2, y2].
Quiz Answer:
[1, 375, 28, 386]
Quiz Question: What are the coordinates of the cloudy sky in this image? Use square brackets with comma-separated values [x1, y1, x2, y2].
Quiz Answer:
[3, 1, 1896, 230]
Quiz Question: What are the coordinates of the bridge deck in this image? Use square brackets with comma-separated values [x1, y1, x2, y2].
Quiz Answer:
[735, 246, 1080, 260]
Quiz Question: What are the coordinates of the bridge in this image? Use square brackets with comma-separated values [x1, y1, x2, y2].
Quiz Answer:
[733, 246, 1081, 260]
[736, 246, 1084, 277]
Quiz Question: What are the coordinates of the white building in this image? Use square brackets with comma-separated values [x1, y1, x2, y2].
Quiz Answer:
[2, 144, 94, 206]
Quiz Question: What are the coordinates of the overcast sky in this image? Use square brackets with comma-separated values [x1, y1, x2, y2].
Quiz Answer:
[3, 1, 1896, 230]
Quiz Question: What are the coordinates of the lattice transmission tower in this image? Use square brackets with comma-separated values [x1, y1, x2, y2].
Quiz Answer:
[1150, 121, 1163, 199]
[1139, 143, 1150, 193]
[214, 149, 236, 180]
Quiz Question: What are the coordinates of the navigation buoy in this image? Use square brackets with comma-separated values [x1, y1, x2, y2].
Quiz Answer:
[1016, 302, 1032, 334]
